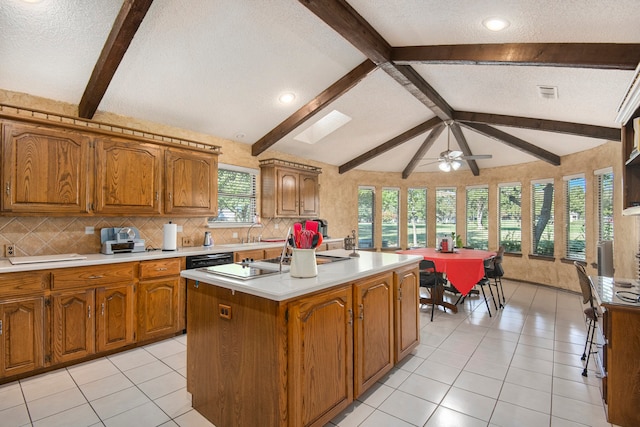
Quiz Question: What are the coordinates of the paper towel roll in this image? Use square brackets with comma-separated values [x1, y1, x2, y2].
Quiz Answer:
[163, 222, 177, 251]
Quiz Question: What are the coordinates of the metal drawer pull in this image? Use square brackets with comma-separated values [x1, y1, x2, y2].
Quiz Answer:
[156, 268, 168, 271]
[101, 303, 105, 316]
[88, 275, 104, 279]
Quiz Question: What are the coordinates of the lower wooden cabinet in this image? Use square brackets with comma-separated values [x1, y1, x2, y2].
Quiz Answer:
[138, 258, 182, 341]
[289, 285, 354, 427]
[353, 272, 394, 398]
[96, 285, 135, 353]
[394, 265, 420, 362]
[0, 296, 45, 377]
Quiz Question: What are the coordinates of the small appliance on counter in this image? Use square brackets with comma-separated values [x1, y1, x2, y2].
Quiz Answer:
[100, 227, 145, 255]
[312, 219, 329, 238]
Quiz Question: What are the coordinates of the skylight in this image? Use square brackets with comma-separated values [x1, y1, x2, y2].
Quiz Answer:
[293, 110, 352, 144]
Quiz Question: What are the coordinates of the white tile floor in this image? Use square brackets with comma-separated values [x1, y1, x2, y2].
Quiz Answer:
[0, 279, 614, 427]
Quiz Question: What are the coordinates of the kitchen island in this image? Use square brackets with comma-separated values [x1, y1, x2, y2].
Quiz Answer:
[181, 250, 422, 427]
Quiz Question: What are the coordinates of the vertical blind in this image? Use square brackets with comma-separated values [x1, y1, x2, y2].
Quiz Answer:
[596, 169, 614, 241]
[531, 179, 554, 256]
[498, 183, 522, 253]
[466, 186, 489, 250]
[407, 188, 427, 247]
[564, 174, 586, 260]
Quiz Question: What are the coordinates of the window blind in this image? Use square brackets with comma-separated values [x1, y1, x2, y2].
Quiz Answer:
[565, 175, 586, 260]
[596, 169, 614, 241]
[532, 180, 554, 256]
[407, 188, 427, 247]
[498, 183, 522, 253]
[436, 187, 456, 239]
[211, 165, 257, 224]
[466, 186, 488, 249]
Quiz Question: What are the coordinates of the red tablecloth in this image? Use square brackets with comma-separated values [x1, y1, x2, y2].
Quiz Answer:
[396, 248, 496, 295]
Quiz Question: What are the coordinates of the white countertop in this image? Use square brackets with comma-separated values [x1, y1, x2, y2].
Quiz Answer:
[0, 239, 343, 273]
[180, 250, 422, 301]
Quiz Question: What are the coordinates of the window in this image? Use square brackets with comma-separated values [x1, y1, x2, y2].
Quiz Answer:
[436, 187, 456, 241]
[498, 183, 522, 253]
[209, 164, 257, 225]
[532, 179, 554, 256]
[358, 187, 375, 248]
[466, 186, 489, 250]
[381, 188, 399, 248]
[596, 168, 614, 241]
[565, 174, 586, 260]
[407, 188, 427, 247]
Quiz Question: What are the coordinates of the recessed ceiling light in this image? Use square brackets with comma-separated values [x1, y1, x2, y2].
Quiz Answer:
[482, 17, 510, 31]
[278, 92, 296, 104]
[235, 133, 246, 140]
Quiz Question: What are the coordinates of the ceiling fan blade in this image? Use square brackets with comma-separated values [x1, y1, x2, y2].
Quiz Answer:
[449, 150, 463, 158]
[460, 154, 492, 160]
[417, 160, 441, 167]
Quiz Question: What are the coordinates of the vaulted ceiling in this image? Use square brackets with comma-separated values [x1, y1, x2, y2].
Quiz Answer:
[2, 0, 639, 176]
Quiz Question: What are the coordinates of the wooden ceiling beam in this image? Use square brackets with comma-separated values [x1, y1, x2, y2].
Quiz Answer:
[339, 117, 442, 174]
[450, 122, 479, 176]
[78, 0, 154, 119]
[454, 111, 621, 142]
[297, 0, 391, 64]
[392, 43, 640, 70]
[402, 124, 444, 179]
[381, 63, 453, 121]
[461, 122, 561, 166]
[251, 60, 376, 156]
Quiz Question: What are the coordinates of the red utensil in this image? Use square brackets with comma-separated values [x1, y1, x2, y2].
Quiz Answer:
[294, 222, 302, 248]
[305, 220, 319, 234]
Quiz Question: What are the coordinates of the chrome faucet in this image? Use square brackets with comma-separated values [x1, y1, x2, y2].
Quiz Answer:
[246, 223, 261, 243]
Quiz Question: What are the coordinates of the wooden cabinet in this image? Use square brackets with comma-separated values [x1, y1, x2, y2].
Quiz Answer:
[165, 148, 218, 216]
[0, 271, 49, 378]
[0, 296, 45, 377]
[600, 304, 640, 426]
[394, 265, 420, 362]
[1, 121, 91, 214]
[353, 272, 393, 398]
[289, 285, 353, 427]
[260, 159, 321, 218]
[95, 138, 162, 215]
[234, 247, 284, 262]
[50, 263, 136, 364]
[137, 258, 182, 341]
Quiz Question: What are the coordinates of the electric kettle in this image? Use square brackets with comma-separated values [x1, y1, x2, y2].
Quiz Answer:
[203, 231, 213, 247]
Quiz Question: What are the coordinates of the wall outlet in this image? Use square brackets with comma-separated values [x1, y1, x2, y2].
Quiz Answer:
[5, 244, 15, 257]
[182, 237, 193, 247]
[85, 226, 94, 234]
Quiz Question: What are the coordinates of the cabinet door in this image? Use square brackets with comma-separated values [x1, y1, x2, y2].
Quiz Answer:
[137, 277, 179, 341]
[51, 289, 95, 364]
[234, 248, 267, 262]
[288, 285, 353, 427]
[95, 139, 161, 215]
[394, 266, 420, 362]
[2, 122, 90, 213]
[96, 285, 135, 353]
[276, 168, 299, 217]
[299, 173, 319, 217]
[353, 272, 394, 397]
[0, 297, 45, 378]
[165, 148, 218, 215]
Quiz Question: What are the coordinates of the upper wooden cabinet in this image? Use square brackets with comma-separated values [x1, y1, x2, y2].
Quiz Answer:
[2, 122, 91, 214]
[0, 114, 220, 217]
[95, 138, 162, 215]
[165, 148, 218, 216]
[260, 159, 321, 218]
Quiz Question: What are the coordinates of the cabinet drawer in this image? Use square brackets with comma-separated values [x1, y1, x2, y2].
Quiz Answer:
[139, 258, 181, 279]
[52, 263, 136, 289]
[0, 271, 49, 297]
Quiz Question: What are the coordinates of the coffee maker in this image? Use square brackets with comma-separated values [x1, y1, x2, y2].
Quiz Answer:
[312, 219, 329, 238]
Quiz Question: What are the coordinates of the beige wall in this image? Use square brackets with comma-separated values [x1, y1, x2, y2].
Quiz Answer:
[1, 89, 636, 292]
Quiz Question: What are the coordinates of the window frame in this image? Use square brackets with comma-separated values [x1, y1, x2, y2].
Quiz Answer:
[407, 187, 427, 248]
[466, 185, 489, 250]
[595, 167, 614, 242]
[564, 174, 586, 261]
[531, 178, 555, 257]
[381, 187, 400, 248]
[208, 163, 258, 228]
[358, 186, 376, 249]
[498, 182, 522, 254]
[435, 187, 457, 241]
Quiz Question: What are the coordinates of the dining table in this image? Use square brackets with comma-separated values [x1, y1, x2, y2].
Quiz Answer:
[396, 247, 496, 313]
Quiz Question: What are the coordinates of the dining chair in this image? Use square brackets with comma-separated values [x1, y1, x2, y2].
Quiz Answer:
[486, 246, 505, 308]
[574, 261, 599, 377]
[419, 259, 444, 321]
[456, 257, 496, 317]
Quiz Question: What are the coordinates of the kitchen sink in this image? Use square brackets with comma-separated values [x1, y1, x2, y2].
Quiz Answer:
[261, 254, 351, 266]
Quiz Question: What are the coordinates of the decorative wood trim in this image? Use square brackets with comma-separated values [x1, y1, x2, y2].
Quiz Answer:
[251, 60, 376, 156]
[461, 122, 561, 166]
[258, 158, 322, 173]
[79, 0, 155, 119]
[455, 111, 621, 142]
[0, 104, 221, 153]
[392, 43, 640, 70]
[339, 117, 442, 174]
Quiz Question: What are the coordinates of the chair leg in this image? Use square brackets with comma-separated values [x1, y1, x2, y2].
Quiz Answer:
[581, 317, 593, 361]
[479, 285, 492, 317]
[486, 281, 498, 311]
[582, 318, 597, 377]
[493, 277, 504, 309]
[497, 276, 505, 304]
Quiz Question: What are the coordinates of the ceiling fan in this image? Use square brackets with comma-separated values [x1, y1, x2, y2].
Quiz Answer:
[420, 121, 492, 172]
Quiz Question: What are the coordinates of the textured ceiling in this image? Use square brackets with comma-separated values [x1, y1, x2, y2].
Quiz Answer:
[1, 0, 638, 174]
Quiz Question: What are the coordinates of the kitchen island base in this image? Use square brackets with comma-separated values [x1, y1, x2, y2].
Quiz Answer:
[185, 256, 419, 427]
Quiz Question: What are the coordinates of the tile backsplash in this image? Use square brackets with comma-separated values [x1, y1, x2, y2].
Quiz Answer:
[0, 216, 298, 257]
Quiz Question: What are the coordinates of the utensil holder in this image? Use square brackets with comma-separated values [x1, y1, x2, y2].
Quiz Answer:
[290, 248, 317, 278]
